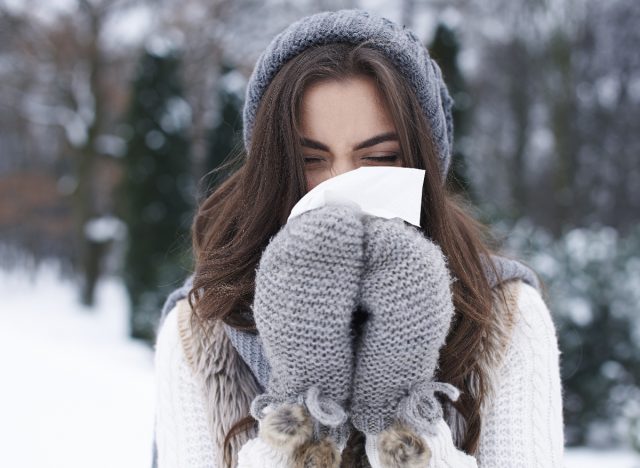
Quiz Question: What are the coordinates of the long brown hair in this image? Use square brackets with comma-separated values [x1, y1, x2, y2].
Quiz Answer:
[190, 41, 505, 463]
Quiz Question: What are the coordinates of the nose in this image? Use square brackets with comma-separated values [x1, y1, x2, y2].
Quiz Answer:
[331, 158, 358, 177]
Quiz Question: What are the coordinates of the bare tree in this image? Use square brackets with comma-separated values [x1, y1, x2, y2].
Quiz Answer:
[0, 0, 146, 304]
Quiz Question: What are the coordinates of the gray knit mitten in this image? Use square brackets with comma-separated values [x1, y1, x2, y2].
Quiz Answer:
[249, 204, 365, 467]
[350, 216, 460, 467]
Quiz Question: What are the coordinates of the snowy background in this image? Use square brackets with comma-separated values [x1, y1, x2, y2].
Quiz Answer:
[1, 261, 637, 467]
[0, 263, 155, 468]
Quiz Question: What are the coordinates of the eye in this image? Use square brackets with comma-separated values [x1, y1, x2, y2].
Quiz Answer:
[303, 156, 325, 165]
[363, 153, 399, 163]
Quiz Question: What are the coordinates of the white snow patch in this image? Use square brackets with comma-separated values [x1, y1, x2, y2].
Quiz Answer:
[101, 3, 154, 50]
[565, 447, 640, 467]
[0, 260, 155, 468]
[84, 215, 127, 243]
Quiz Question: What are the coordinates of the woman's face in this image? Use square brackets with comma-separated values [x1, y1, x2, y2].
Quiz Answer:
[299, 76, 403, 191]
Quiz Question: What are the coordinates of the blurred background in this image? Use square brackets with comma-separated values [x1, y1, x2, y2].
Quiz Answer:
[0, 0, 638, 466]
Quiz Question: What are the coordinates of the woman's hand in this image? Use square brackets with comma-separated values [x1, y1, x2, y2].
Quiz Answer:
[249, 203, 366, 467]
[349, 216, 460, 466]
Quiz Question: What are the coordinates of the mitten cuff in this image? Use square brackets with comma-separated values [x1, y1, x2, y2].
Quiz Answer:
[396, 380, 461, 436]
[250, 386, 347, 427]
[351, 380, 461, 436]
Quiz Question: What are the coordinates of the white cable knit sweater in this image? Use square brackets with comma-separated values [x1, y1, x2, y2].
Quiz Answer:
[154, 282, 564, 467]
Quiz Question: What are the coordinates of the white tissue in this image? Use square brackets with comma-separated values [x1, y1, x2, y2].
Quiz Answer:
[287, 166, 425, 227]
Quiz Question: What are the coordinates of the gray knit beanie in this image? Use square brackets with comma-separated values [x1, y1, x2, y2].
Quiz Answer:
[242, 8, 455, 181]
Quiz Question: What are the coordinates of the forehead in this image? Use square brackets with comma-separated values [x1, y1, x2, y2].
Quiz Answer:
[299, 76, 396, 143]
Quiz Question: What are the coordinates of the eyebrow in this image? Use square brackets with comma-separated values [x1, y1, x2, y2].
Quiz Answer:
[300, 131, 399, 151]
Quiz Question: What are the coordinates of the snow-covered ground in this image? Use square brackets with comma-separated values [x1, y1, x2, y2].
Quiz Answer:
[0, 260, 638, 467]
[0, 261, 155, 468]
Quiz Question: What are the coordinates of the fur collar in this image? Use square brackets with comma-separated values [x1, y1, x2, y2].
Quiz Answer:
[176, 300, 260, 467]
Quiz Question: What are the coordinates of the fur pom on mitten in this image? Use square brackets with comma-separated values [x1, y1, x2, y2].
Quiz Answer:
[249, 204, 366, 467]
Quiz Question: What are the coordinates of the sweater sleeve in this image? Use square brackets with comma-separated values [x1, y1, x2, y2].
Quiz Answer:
[154, 306, 218, 467]
[475, 282, 565, 467]
[154, 306, 292, 468]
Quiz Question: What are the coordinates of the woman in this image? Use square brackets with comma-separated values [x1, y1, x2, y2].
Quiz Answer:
[153, 9, 564, 468]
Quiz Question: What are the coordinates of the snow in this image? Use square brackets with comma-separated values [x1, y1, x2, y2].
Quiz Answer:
[0, 259, 638, 467]
[95, 134, 128, 158]
[84, 215, 127, 243]
[220, 70, 247, 98]
[564, 448, 640, 467]
[101, 3, 154, 50]
[0, 261, 155, 468]
[160, 97, 192, 133]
